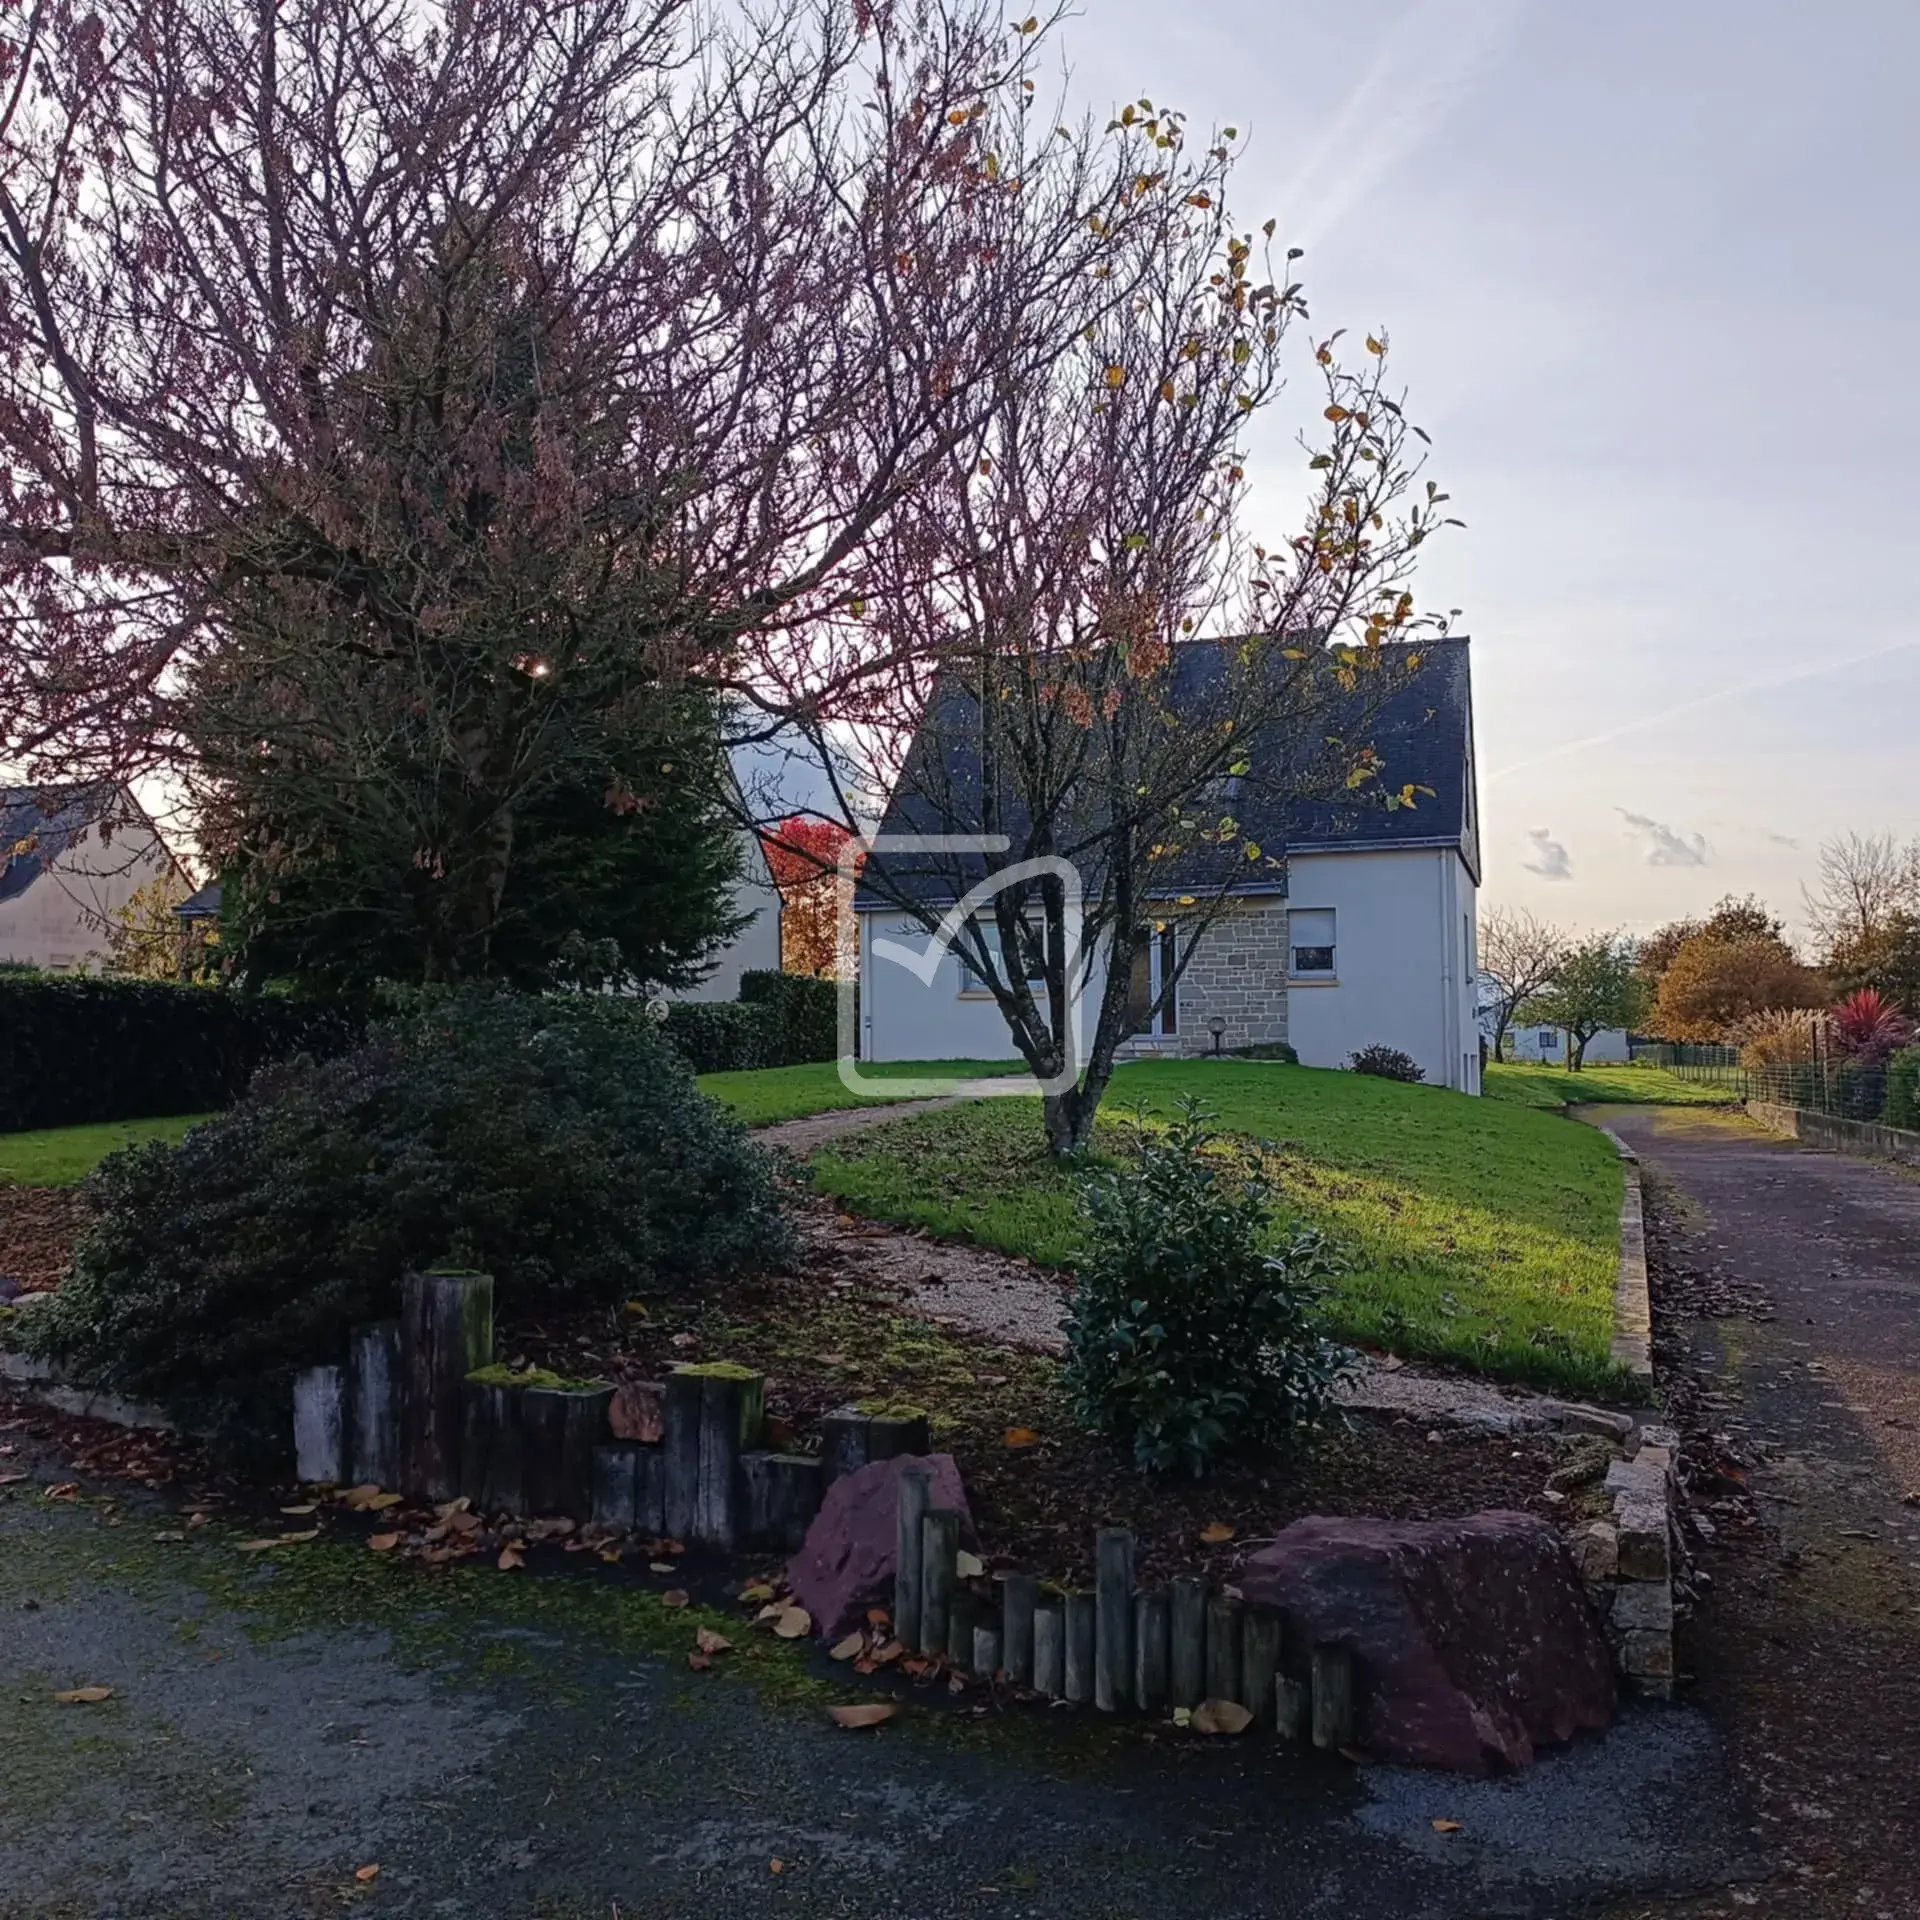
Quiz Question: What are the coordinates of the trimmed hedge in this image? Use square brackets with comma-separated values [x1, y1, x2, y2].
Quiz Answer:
[661, 999, 777, 1073]
[0, 975, 359, 1132]
[739, 969, 838, 1065]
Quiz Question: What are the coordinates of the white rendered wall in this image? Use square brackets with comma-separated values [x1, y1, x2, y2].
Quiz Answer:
[0, 825, 176, 970]
[669, 834, 784, 1003]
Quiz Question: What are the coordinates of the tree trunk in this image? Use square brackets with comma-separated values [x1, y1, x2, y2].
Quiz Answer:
[1571, 1031, 1588, 1070]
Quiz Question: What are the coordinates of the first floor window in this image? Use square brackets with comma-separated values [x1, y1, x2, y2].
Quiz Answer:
[959, 918, 1048, 995]
[1288, 907, 1335, 976]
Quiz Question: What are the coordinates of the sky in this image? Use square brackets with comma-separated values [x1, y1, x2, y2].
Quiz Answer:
[1067, 0, 1920, 943]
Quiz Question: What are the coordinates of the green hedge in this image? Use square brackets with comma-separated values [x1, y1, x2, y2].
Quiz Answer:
[738, 969, 838, 1065]
[1885, 1047, 1920, 1132]
[0, 975, 359, 1132]
[661, 1000, 777, 1073]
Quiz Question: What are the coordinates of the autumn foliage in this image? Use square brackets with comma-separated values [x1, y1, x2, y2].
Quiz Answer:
[1652, 934, 1826, 1042]
[763, 817, 861, 978]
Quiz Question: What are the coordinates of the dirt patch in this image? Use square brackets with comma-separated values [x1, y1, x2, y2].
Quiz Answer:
[0, 1186, 87, 1295]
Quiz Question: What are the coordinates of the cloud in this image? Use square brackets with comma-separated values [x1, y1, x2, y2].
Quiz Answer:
[1276, 0, 1531, 249]
[1522, 827, 1573, 880]
[1765, 830, 1801, 850]
[1619, 810, 1710, 868]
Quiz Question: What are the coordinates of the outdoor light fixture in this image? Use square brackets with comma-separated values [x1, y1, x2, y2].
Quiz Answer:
[1208, 1014, 1227, 1057]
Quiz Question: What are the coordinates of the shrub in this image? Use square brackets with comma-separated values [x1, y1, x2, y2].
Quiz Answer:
[1884, 1047, 1920, 1132]
[738, 969, 839, 1065]
[659, 998, 777, 1072]
[0, 973, 358, 1131]
[1061, 1103, 1354, 1476]
[1831, 987, 1914, 1063]
[1737, 1007, 1820, 1070]
[1221, 1040, 1299, 1064]
[1346, 1044, 1425, 1083]
[26, 990, 791, 1443]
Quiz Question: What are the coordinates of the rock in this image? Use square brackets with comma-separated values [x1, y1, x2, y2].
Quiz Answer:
[1570, 1520, 1619, 1583]
[1240, 1511, 1615, 1775]
[785, 1452, 971, 1640]
[609, 1380, 665, 1445]
[0, 1275, 21, 1305]
[1545, 1400, 1635, 1442]
[1614, 1496, 1672, 1582]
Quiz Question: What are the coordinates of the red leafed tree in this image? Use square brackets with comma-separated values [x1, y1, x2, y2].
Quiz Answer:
[764, 815, 860, 977]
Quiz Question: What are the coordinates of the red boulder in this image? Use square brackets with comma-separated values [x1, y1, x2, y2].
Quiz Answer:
[786, 1452, 971, 1640]
[1240, 1510, 1614, 1774]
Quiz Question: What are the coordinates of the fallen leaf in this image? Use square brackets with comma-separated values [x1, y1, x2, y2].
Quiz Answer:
[1198, 1521, 1236, 1545]
[740, 1581, 776, 1603]
[649, 1560, 677, 1574]
[44, 1482, 78, 1500]
[280, 1503, 318, 1516]
[53, 1686, 113, 1705]
[1171, 1705, 1193, 1728]
[354, 1863, 381, 1883]
[830, 1633, 865, 1662]
[955, 1550, 985, 1578]
[688, 1652, 713, 1671]
[662, 1589, 691, 1609]
[624, 1299, 649, 1317]
[341, 1485, 402, 1512]
[0, 1473, 29, 1487]
[497, 1546, 525, 1570]
[871, 1639, 906, 1665]
[368, 1531, 403, 1553]
[1431, 1818, 1462, 1834]
[772, 1604, 812, 1639]
[696, 1628, 733, 1656]
[769, 1858, 786, 1873]
[866, 1606, 891, 1628]
[151, 1529, 186, 1543]
[1191, 1699, 1253, 1736]
[1002, 1427, 1040, 1449]
[235, 1538, 280, 1552]
[828, 1703, 897, 1729]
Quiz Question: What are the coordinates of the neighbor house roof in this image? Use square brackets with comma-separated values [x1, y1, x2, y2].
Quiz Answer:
[175, 879, 223, 920]
[855, 636, 1478, 911]
[0, 785, 117, 908]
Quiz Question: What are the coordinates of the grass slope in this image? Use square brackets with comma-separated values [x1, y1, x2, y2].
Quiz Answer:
[697, 1058, 1028, 1127]
[812, 1060, 1629, 1396]
[1483, 1061, 1738, 1110]
[0, 1114, 214, 1187]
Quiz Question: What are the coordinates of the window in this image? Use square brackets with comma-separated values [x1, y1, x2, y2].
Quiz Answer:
[1288, 907, 1335, 977]
[1538, 1028, 1558, 1048]
[958, 919, 1048, 996]
[1125, 924, 1179, 1035]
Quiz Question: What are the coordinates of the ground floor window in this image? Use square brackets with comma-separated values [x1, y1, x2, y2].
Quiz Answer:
[1125, 924, 1178, 1035]
[1288, 906, 1335, 977]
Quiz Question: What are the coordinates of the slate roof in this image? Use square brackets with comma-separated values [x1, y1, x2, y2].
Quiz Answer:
[175, 879, 223, 920]
[855, 636, 1478, 909]
[0, 786, 114, 908]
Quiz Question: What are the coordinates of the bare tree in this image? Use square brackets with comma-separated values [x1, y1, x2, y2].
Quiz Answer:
[1478, 906, 1569, 1059]
[1804, 831, 1920, 955]
[1, 0, 1171, 798]
[740, 92, 1456, 1153]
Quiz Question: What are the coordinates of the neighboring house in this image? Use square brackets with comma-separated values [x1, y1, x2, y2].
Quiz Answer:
[853, 638, 1484, 1092]
[0, 785, 182, 971]
[664, 741, 784, 1003]
[1506, 1024, 1631, 1066]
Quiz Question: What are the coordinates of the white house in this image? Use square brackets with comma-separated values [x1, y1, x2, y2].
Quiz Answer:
[853, 638, 1484, 1092]
[0, 785, 181, 971]
[1505, 1023, 1631, 1066]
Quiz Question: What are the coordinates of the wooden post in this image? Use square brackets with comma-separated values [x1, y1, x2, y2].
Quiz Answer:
[634, 1444, 666, 1536]
[1094, 1528, 1135, 1713]
[1169, 1574, 1207, 1709]
[739, 1451, 823, 1552]
[999, 1573, 1039, 1687]
[460, 1380, 525, 1515]
[920, 1509, 961, 1659]
[1275, 1674, 1309, 1741]
[894, 1465, 932, 1652]
[520, 1385, 613, 1519]
[866, 1410, 930, 1460]
[972, 1623, 1002, 1679]
[946, 1589, 978, 1669]
[400, 1270, 494, 1504]
[817, 1407, 871, 1485]
[663, 1370, 702, 1539]
[1134, 1588, 1170, 1714]
[1032, 1601, 1065, 1698]
[347, 1322, 401, 1488]
[292, 1366, 346, 1484]
[591, 1443, 640, 1529]
[1063, 1592, 1095, 1705]
[1242, 1610, 1282, 1728]
[1206, 1593, 1243, 1706]
[690, 1365, 765, 1549]
[1311, 1645, 1355, 1751]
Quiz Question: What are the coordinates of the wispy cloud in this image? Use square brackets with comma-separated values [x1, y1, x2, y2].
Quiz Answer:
[1523, 827, 1573, 880]
[1765, 830, 1801, 850]
[1276, 0, 1531, 250]
[1620, 810, 1710, 868]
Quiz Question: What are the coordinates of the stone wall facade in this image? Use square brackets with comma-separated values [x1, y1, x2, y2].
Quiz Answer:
[1119, 898, 1290, 1060]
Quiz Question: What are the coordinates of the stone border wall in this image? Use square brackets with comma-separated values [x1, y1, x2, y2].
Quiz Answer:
[1746, 1100, 1920, 1170]
[1570, 1418, 1680, 1699]
[1598, 1129, 1653, 1381]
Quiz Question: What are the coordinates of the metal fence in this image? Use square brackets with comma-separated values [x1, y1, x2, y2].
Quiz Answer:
[1744, 1057, 1895, 1123]
[1629, 1041, 1750, 1094]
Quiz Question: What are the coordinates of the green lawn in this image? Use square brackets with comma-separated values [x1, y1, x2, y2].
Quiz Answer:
[696, 1058, 1030, 1127]
[1483, 1060, 1739, 1110]
[811, 1059, 1631, 1397]
[0, 1113, 214, 1186]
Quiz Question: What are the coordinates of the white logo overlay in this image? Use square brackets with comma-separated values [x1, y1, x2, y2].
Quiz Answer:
[835, 835, 1083, 1098]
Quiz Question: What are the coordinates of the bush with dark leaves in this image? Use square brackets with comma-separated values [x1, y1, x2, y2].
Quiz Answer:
[1346, 1044, 1425, 1083]
[27, 991, 791, 1443]
[1062, 1103, 1354, 1476]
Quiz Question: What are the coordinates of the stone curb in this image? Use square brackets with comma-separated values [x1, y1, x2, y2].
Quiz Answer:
[1601, 1129, 1654, 1381]
[0, 1348, 174, 1431]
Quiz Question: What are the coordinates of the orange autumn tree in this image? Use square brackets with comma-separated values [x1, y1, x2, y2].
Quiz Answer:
[765, 817, 861, 977]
